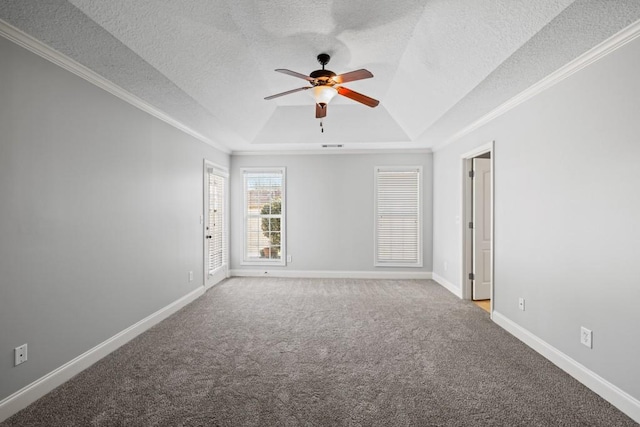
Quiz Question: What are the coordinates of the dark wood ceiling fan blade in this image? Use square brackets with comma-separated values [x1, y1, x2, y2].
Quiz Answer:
[275, 69, 314, 82]
[264, 86, 310, 100]
[316, 103, 327, 118]
[333, 69, 373, 84]
[336, 86, 379, 107]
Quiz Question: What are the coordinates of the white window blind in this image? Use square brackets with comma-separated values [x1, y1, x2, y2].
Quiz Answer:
[207, 170, 225, 274]
[375, 167, 422, 267]
[242, 168, 286, 265]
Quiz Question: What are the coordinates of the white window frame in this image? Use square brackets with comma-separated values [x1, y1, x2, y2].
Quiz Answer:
[241, 167, 286, 266]
[374, 166, 423, 268]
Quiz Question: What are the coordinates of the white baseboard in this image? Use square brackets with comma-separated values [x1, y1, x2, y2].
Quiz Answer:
[431, 273, 463, 298]
[229, 269, 432, 280]
[492, 311, 640, 423]
[205, 267, 228, 291]
[0, 287, 205, 423]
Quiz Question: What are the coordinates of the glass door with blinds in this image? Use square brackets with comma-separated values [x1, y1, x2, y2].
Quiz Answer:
[204, 162, 228, 288]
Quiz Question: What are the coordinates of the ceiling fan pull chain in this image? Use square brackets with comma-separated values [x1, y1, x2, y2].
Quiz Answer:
[320, 120, 324, 133]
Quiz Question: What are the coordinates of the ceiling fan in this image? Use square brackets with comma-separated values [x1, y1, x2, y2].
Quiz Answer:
[264, 53, 379, 120]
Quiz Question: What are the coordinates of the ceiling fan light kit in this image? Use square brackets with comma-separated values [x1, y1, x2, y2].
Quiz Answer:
[311, 85, 337, 106]
[265, 53, 379, 129]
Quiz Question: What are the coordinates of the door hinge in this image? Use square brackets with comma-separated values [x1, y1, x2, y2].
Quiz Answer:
[468, 221, 474, 229]
[469, 273, 475, 280]
[469, 170, 475, 178]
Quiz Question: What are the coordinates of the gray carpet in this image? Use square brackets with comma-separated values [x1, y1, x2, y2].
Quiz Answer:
[2, 278, 636, 426]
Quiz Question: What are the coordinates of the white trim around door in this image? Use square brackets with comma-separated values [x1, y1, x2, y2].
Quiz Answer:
[203, 160, 230, 290]
[460, 142, 495, 315]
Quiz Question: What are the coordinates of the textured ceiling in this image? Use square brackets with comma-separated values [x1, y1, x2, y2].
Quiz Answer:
[2, 1, 640, 152]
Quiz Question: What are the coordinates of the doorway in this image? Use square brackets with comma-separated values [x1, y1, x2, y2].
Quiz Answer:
[461, 143, 494, 314]
[204, 161, 229, 290]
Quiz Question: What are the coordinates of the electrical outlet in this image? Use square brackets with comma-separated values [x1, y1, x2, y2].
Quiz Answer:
[14, 344, 27, 366]
[287, 255, 292, 263]
[581, 327, 593, 349]
[518, 297, 525, 311]
[188, 271, 194, 282]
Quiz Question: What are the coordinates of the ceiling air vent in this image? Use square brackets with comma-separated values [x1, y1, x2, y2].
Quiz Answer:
[322, 144, 343, 148]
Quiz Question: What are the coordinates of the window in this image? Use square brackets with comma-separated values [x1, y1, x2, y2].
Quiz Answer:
[242, 168, 286, 265]
[375, 166, 422, 267]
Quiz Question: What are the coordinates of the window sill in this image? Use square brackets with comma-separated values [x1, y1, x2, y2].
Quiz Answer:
[241, 260, 286, 267]
[374, 262, 424, 268]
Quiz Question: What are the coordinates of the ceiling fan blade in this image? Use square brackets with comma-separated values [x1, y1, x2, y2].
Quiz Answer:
[316, 103, 327, 118]
[332, 69, 373, 84]
[275, 69, 314, 82]
[337, 86, 379, 108]
[264, 86, 310, 100]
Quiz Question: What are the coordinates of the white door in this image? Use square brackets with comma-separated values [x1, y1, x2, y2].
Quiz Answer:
[205, 165, 227, 289]
[472, 158, 491, 300]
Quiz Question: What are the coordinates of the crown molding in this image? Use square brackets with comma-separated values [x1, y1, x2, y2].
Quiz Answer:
[433, 18, 640, 152]
[232, 148, 432, 156]
[0, 19, 231, 155]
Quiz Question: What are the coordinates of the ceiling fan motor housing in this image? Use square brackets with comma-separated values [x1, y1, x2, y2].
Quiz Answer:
[311, 53, 336, 85]
[310, 69, 336, 85]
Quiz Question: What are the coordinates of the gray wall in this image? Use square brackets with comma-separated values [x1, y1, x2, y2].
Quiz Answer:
[230, 153, 433, 273]
[432, 35, 640, 399]
[0, 37, 229, 401]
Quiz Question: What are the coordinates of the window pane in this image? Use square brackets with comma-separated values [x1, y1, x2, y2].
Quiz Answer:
[270, 246, 281, 259]
[269, 231, 281, 247]
[243, 169, 285, 264]
[246, 229, 261, 259]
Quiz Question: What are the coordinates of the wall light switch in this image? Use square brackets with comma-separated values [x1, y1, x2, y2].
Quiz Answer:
[188, 271, 194, 282]
[518, 297, 525, 311]
[287, 255, 292, 263]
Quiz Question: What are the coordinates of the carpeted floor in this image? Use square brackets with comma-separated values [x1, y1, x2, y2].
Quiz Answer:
[2, 278, 636, 426]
